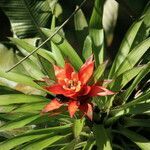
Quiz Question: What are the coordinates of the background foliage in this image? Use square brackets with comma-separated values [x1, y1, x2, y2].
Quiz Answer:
[0, 0, 149, 149]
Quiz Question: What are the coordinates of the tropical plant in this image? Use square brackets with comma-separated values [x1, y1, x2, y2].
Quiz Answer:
[0, 0, 150, 150]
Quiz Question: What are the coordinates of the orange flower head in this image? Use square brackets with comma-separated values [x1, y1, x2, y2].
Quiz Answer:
[42, 55, 114, 120]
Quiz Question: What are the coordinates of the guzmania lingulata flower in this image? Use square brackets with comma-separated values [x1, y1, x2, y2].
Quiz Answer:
[42, 55, 114, 120]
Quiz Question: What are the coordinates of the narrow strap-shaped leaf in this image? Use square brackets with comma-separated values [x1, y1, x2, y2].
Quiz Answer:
[60, 139, 77, 150]
[109, 20, 142, 77]
[0, 134, 52, 150]
[124, 118, 150, 128]
[12, 102, 48, 113]
[106, 91, 150, 124]
[112, 90, 150, 112]
[38, 54, 56, 80]
[50, 15, 65, 67]
[0, 115, 39, 131]
[109, 4, 150, 77]
[22, 135, 64, 150]
[0, 105, 17, 113]
[0, 94, 48, 105]
[0, 70, 42, 90]
[82, 36, 92, 61]
[75, 142, 87, 149]
[73, 118, 85, 139]
[74, 7, 88, 32]
[109, 65, 145, 91]
[74, 7, 88, 50]
[51, 42, 65, 67]
[119, 128, 150, 150]
[103, 0, 118, 45]
[22, 124, 72, 136]
[112, 100, 150, 117]
[0, 85, 21, 94]
[0, 124, 70, 149]
[0, 0, 52, 38]
[16, 55, 44, 80]
[89, 0, 104, 66]
[114, 38, 150, 76]
[41, 28, 83, 70]
[124, 62, 150, 100]
[82, 135, 95, 150]
[92, 60, 108, 84]
[93, 124, 112, 150]
[10, 38, 54, 63]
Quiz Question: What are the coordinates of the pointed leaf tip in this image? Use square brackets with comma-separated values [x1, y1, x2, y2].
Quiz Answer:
[79, 103, 93, 120]
[90, 86, 115, 97]
[68, 100, 79, 118]
[79, 55, 94, 85]
[42, 99, 63, 113]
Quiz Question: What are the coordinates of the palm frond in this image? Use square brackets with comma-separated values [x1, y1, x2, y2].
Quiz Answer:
[0, 0, 59, 38]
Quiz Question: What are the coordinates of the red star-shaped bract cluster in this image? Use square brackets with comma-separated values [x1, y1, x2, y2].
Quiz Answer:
[42, 56, 114, 120]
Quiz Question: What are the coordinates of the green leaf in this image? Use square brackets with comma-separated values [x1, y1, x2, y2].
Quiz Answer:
[115, 90, 150, 110]
[51, 42, 65, 67]
[10, 38, 54, 63]
[108, 93, 150, 123]
[82, 36, 92, 61]
[0, 70, 42, 90]
[41, 28, 83, 70]
[0, 113, 29, 121]
[109, 5, 150, 77]
[22, 135, 64, 150]
[109, 65, 145, 91]
[0, 44, 16, 71]
[74, 7, 88, 49]
[113, 100, 150, 117]
[74, 7, 88, 32]
[12, 102, 48, 113]
[89, 0, 104, 66]
[123, 118, 150, 128]
[0, 105, 17, 113]
[50, 15, 65, 67]
[0, 124, 71, 150]
[115, 38, 150, 76]
[60, 139, 77, 150]
[75, 142, 86, 149]
[82, 135, 95, 150]
[23, 124, 71, 135]
[103, 0, 118, 45]
[92, 60, 108, 83]
[16, 55, 44, 80]
[47, 0, 62, 18]
[48, 134, 73, 148]
[0, 134, 50, 150]
[130, 2, 150, 49]
[38, 54, 56, 80]
[93, 124, 112, 150]
[124, 62, 150, 100]
[0, 0, 52, 38]
[12, 38, 40, 65]
[0, 115, 39, 131]
[106, 90, 150, 124]
[0, 85, 21, 94]
[119, 128, 150, 150]
[73, 118, 85, 139]
[109, 21, 142, 77]
[0, 94, 48, 105]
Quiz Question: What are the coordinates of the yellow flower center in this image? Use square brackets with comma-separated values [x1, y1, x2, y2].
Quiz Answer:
[63, 78, 81, 92]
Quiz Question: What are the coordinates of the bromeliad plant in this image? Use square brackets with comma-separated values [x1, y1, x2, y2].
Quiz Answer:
[0, 0, 150, 150]
[41, 55, 114, 120]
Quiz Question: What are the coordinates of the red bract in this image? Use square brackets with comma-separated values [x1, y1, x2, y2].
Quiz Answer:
[42, 55, 114, 120]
